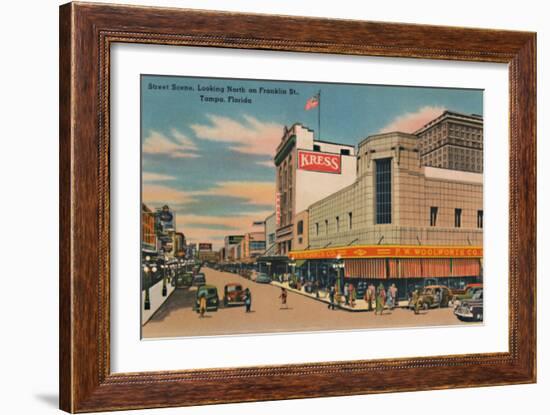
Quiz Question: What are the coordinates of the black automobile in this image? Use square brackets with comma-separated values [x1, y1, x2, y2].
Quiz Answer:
[193, 285, 219, 312]
[192, 273, 206, 287]
[454, 289, 483, 322]
[172, 272, 193, 288]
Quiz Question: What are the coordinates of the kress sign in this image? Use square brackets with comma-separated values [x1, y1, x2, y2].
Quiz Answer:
[298, 150, 341, 174]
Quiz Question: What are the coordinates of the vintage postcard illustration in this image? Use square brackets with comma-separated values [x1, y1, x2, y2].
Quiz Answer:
[140, 75, 484, 338]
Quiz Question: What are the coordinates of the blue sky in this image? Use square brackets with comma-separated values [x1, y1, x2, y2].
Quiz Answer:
[141, 74, 482, 248]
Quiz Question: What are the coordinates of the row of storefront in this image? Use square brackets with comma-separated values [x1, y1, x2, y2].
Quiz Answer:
[255, 244, 482, 300]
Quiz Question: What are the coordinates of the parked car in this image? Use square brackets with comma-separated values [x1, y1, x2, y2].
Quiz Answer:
[451, 282, 483, 296]
[192, 273, 206, 287]
[193, 285, 219, 312]
[452, 284, 483, 308]
[454, 289, 483, 322]
[172, 272, 193, 288]
[223, 283, 245, 306]
[255, 273, 271, 284]
[409, 285, 452, 310]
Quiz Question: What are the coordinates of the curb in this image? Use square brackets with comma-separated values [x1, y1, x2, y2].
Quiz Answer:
[271, 281, 379, 312]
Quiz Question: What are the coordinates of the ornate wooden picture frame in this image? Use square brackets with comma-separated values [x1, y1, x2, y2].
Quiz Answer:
[59, 2, 536, 412]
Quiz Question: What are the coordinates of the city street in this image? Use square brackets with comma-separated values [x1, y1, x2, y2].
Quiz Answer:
[142, 267, 470, 338]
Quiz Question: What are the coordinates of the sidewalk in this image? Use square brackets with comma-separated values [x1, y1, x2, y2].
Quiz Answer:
[271, 281, 408, 312]
[141, 278, 176, 325]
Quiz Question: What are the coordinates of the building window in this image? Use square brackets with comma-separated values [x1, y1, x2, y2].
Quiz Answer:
[250, 241, 266, 251]
[348, 212, 353, 230]
[430, 207, 438, 226]
[325, 219, 329, 235]
[477, 210, 483, 228]
[336, 216, 340, 232]
[297, 220, 304, 235]
[375, 158, 392, 224]
[340, 149, 350, 155]
[455, 208, 462, 228]
[313, 144, 321, 152]
[315, 223, 319, 236]
[268, 233, 275, 245]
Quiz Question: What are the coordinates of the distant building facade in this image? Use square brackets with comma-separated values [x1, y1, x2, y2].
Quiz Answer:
[224, 235, 244, 262]
[141, 204, 157, 256]
[264, 213, 277, 256]
[174, 232, 186, 258]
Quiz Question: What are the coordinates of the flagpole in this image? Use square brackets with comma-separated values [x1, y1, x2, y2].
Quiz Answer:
[318, 90, 321, 139]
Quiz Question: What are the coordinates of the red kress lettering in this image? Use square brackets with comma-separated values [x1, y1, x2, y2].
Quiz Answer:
[298, 150, 341, 173]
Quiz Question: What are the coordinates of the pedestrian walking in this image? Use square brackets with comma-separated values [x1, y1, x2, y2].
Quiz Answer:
[328, 285, 336, 310]
[366, 283, 375, 311]
[375, 283, 386, 315]
[411, 289, 420, 314]
[389, 283, 398, 310]
[244, 288, 252, 313]
[279, 287, 288, 309]
[349, 283, 356, 308]
[344, 283, 349, 305]
[199, 293, 207, 318]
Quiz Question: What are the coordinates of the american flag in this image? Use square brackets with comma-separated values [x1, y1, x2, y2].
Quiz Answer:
[304, 94, 319, 111]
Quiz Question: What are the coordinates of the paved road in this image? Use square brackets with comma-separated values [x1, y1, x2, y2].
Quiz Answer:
[142, 267, 469, 338]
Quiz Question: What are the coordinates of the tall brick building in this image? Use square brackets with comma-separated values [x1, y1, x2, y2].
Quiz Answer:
[416, 111, 483, 173]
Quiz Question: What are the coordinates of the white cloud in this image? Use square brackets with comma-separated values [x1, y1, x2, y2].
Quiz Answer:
[142, 172, 176, 182]
[143, 129, 200, 158]
[378, 106, 445, 134]
[194, 180, 275, 206]
[142, 184, 195, 207]
[190, 114, 283, 156]
[255, 160, 275, 168]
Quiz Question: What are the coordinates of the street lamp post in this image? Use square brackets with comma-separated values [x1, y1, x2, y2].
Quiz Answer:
[143, 255, 152, 310]
[289, 260, 296, 287]
[332, 255, 345, 295]
[143, 264, 151, 310]
[162, 264, 167, 297]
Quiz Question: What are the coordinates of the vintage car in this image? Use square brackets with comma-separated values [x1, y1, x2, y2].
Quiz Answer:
[452, 283, 483, 308]
[172, 272, 193, 288]
[454, 289, 483, 322]
[255, 273, 271, 284]
[223, 283, 245, 306]
[409, 285, 452, 310]
[192, 272, 206, 287]
[193, 285, 219, 312]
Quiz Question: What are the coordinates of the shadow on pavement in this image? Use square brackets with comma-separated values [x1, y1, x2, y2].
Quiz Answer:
[148, 288, 195, 322]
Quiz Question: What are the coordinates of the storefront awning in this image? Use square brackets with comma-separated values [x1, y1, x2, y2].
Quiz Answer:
[289, 244, 483, 260]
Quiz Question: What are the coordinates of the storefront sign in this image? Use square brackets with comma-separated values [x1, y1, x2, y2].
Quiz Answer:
[289, 245, 483, 260]
[199, 243, 213, 251]
[298, 150, 341, 174]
